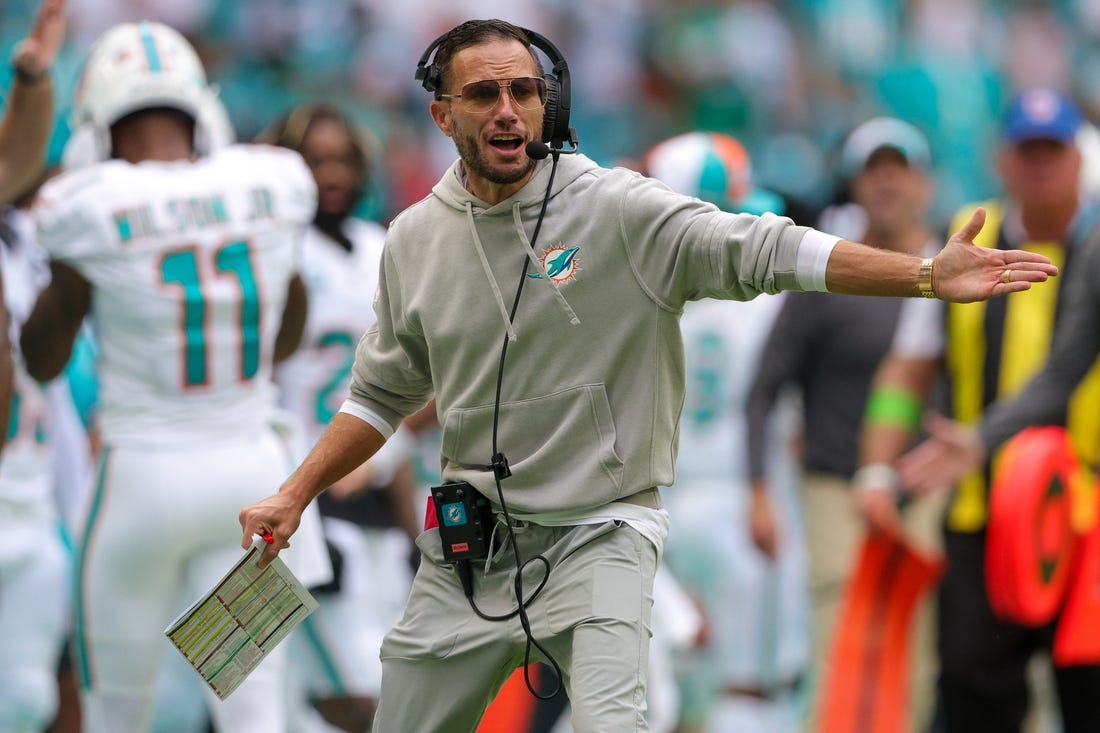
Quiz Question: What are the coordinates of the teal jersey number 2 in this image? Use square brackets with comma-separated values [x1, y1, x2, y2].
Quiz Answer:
[161, 240, 261, 387]
[313, 330, 357, 425]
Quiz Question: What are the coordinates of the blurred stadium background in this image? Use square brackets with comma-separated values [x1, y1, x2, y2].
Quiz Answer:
[3, 0, 1100, 231]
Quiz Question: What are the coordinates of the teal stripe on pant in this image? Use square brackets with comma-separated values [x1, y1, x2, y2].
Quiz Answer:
[73, 447, 113, 691]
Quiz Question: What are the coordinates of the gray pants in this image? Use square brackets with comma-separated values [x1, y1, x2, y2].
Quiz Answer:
[372, 518, 658, 732]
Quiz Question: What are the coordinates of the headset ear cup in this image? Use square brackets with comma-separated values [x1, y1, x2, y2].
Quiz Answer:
[542, 75, 560, 143]
[415, 31, 448, 93]
[422, 63, 441, 93]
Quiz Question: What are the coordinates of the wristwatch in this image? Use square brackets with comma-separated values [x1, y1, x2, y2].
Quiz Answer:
[918, 257, 936, 298]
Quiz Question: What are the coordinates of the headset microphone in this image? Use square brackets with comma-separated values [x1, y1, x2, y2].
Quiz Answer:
[525, 140, 578, 160]
[521, 139, 558, 159]
[525, 141, 550, 160]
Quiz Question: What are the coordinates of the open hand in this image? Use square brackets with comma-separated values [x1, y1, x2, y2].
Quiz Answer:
[932, 208, 1059, 302]
[897, 412, 986, 495]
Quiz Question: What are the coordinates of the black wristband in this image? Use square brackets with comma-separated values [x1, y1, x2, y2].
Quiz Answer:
[13, 64, 47, 85]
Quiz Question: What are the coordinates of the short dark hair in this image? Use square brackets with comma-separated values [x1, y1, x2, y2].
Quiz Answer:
[430, 19, 545, 100]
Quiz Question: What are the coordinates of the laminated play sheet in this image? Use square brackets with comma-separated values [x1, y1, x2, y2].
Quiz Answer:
[164, 535, 318, 699]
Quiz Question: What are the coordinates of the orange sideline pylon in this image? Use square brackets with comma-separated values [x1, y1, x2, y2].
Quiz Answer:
[817, 532, 944, 733]
[478, 667, 538, 733]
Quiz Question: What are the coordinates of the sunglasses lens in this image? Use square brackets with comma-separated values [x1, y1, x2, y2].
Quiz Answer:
[510, 78, 548, 109]
[462, 80, 505, 112]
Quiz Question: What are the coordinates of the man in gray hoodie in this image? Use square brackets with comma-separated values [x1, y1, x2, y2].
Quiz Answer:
[239, 18, 1058, 733]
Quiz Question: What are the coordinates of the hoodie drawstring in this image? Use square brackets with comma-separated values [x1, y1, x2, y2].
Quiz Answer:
[465, 201, 518, 342]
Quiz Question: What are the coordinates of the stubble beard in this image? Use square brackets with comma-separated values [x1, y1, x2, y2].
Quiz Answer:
[454, 133, 534, 186]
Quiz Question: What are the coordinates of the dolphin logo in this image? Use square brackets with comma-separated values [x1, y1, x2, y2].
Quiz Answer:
[546, 247, 580, 277]
[528, 244, 581, 283]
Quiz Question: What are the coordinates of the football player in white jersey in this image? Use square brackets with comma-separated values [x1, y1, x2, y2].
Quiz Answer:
[646, 133, 810, 733]
[260, 103, 416, 733]
[19, 21, 330, 733]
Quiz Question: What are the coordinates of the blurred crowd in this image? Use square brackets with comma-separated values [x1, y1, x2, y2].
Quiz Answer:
[3, 0, 1100, 227]
[4, 3, 1100, 733]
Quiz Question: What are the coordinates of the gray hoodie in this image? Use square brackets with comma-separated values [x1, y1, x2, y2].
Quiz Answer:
[345, 153, 835, 514]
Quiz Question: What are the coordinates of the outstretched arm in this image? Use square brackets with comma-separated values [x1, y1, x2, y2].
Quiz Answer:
[0, 0, 65, 204]
[825, 208, 1058, 301]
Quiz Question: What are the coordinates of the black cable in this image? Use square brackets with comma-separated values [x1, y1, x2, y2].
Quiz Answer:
[462, 153, 564, 700]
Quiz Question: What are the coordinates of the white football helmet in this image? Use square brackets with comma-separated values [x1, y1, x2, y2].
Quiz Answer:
[644, 132, 753, 211]
[70, 20, 233, 162]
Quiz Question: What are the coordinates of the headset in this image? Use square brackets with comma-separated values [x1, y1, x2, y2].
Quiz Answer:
[415, 24, 578, 156]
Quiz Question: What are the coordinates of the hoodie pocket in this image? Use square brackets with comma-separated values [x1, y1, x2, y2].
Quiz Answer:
[441, 384, 625, 503]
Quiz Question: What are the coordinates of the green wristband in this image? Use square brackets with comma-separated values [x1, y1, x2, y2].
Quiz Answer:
[864, 386, 922, 429]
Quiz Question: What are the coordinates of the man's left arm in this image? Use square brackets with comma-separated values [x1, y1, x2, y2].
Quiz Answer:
[626, 183, 1052, 306]
[824, 208, 1057, 302]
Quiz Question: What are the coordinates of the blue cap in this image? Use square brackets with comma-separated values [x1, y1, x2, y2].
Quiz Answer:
[1002, 89, 1082, 144]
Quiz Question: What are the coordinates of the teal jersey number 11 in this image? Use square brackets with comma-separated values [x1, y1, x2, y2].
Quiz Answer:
[160, 240, 261, 388]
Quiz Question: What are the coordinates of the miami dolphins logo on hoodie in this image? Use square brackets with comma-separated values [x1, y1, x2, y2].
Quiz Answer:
[529, 243, 581, 284]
